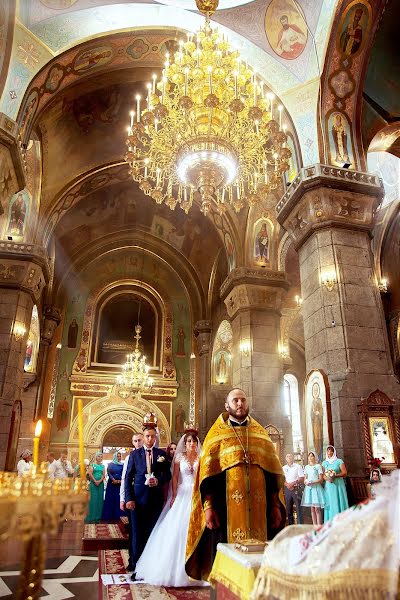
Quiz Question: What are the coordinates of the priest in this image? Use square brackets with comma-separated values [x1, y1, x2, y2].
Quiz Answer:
[186, 388, 286, 581]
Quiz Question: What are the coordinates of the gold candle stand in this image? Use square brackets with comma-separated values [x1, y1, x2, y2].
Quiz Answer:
[0, 468, 88, 600]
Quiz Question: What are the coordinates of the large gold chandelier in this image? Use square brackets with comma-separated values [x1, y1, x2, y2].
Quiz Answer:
[125, 0, 291, 215]
[116, 324, 153, 397]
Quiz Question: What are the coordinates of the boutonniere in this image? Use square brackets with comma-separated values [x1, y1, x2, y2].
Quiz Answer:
[157, 456, 165, 462]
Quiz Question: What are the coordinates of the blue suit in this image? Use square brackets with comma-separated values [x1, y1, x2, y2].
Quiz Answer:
[125, 446, 171, 568]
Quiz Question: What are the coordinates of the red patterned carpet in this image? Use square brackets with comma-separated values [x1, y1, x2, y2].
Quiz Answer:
[83, 523, 129, 550]
[99, 549, 210, 600]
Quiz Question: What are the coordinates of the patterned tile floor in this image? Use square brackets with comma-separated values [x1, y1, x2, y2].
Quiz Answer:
[0, 521, 210, 600]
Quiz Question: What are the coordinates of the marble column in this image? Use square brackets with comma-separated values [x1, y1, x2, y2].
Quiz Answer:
[0, 241, 49, 469]
[220, 267, 292, 449]
[276, 164, 400, 474]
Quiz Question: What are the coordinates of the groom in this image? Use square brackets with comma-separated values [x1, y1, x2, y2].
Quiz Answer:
[125, 423, 171, 574]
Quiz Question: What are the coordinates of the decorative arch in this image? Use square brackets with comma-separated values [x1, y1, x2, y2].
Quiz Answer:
[319, 0, 385, 170]
[68, 394, 171, 450]
[211, 319, 233, 386]
[72, 278, 175, 383]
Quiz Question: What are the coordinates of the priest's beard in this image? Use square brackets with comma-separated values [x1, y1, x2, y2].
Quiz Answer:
[227, 405, 249, 421]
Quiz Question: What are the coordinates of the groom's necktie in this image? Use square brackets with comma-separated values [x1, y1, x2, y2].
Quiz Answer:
[145, 448, 152, 474]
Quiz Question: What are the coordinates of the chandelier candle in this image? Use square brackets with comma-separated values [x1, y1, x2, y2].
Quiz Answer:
[125, 2, 290, 215]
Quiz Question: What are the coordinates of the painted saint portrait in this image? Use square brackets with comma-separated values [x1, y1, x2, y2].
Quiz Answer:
[328, 112, 354, 168]
[67, 318, 79, 348]
[265, 0, 308, 61]
[24, 340, 34, 371]
[369, 417, 395, 464]
[338, 2, 370, 57]
[213, 350, 231, 385]
[6, 190, 29, 239]
[304, 370, 332, 463]
[56, 396, 70, 431]
[254, 221, 270, 265]
[176, 326, 186, 357]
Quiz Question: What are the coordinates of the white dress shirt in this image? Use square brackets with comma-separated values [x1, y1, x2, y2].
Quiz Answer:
[283, 463, 304, 484]
[17, 460, 33, 476]
[120, 454, 131, 503]
[48, 458, 74, 479]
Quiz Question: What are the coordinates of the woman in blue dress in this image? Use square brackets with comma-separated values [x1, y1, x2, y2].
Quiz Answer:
[301, 451, 326, 525]
[322, 445, 349, 522]
[102, 452, 125, 522]
[85, 452, 106, 523]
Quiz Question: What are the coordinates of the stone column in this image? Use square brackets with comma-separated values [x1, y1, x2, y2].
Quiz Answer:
[276, 164, 400, 474]
[0, 241, 50, 469]
[220, 268, 292, 448]
[194, 320, 212, 437]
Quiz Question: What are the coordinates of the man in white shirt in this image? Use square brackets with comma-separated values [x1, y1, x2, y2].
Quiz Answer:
[120, 432, 144, 571]
[282, 453, 304, 525]
[48, 450, 74, 479]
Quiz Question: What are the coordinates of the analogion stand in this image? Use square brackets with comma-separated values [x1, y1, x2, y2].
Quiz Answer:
[209, 543, 265, 600]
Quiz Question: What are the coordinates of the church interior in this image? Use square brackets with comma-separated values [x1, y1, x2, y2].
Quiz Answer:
[0, 0, 399, 598]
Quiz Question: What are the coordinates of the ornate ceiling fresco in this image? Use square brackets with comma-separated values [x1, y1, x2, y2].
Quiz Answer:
[0, 0, 337, 166]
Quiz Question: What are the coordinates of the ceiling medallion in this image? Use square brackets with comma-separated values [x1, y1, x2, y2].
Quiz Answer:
[125, 2, 291, 215]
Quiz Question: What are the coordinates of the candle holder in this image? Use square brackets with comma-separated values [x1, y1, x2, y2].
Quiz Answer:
[0, 465, 88, 600]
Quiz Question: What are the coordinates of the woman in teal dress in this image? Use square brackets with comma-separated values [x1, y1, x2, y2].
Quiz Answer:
[301, 451, 326, 525]
[85, 452, 106, 523]
[322, 445, 349, 522]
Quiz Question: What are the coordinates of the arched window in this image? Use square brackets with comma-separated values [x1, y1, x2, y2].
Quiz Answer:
[367, 151, 400, 207]
[211, 320, 233, 385]
[24, 305, 40, 373]
[91, 285, 163, 371]
[283, 374, 303, 452]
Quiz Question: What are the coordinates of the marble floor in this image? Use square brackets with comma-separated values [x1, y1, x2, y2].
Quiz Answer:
[0, 521, 211, 600]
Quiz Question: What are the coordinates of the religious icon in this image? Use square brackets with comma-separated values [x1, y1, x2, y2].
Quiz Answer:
[369, 417, 395, 464]
[73, 46, 113, 73]
[24, 340, 34, 371]
[67, 318, 79, 348]
[328, 112, 354, 168]
[265, 0, 308, 61]
[213, 350, 231, 385]
[310, 382, 323, 462]
[305, 370, 332, 462]
[254, 221, 270, 264]
[7, 191, 29, 238]
[55, 396, 69, 431]
[339, 3, 369, 56]
[176, 326, 186, 357]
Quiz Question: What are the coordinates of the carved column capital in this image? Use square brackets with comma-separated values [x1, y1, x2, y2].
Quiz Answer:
[276, 164, 383, 249]
[194, 320, 212, 356]
[0, 241, 51, 303]
[41, 305, 62, 345]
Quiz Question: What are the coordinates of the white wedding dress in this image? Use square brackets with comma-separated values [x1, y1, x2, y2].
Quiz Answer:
[135, 456, 207, 587]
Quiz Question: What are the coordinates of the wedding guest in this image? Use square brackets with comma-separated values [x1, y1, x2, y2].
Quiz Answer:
[120, 433, 144, 571]
[322, 445, 349, 521]
[301, 451, 325, 525]
[283, 453, 304, 525]
[48, 450, 74, 479]
[47, 452, 55, 466]
[17, 449, 33, 476]
[135, 431, 207, 587]
[85, 452, 106, 523]
[166, 442, 177, 464]
[367, 468, 382, 499]
[102, 451, 125, 521]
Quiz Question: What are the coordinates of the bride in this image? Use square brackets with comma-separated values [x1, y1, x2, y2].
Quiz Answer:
[135, 429, 207, 587]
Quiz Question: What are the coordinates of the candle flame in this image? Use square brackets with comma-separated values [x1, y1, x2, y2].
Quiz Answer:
[35, 419, 42, 437]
